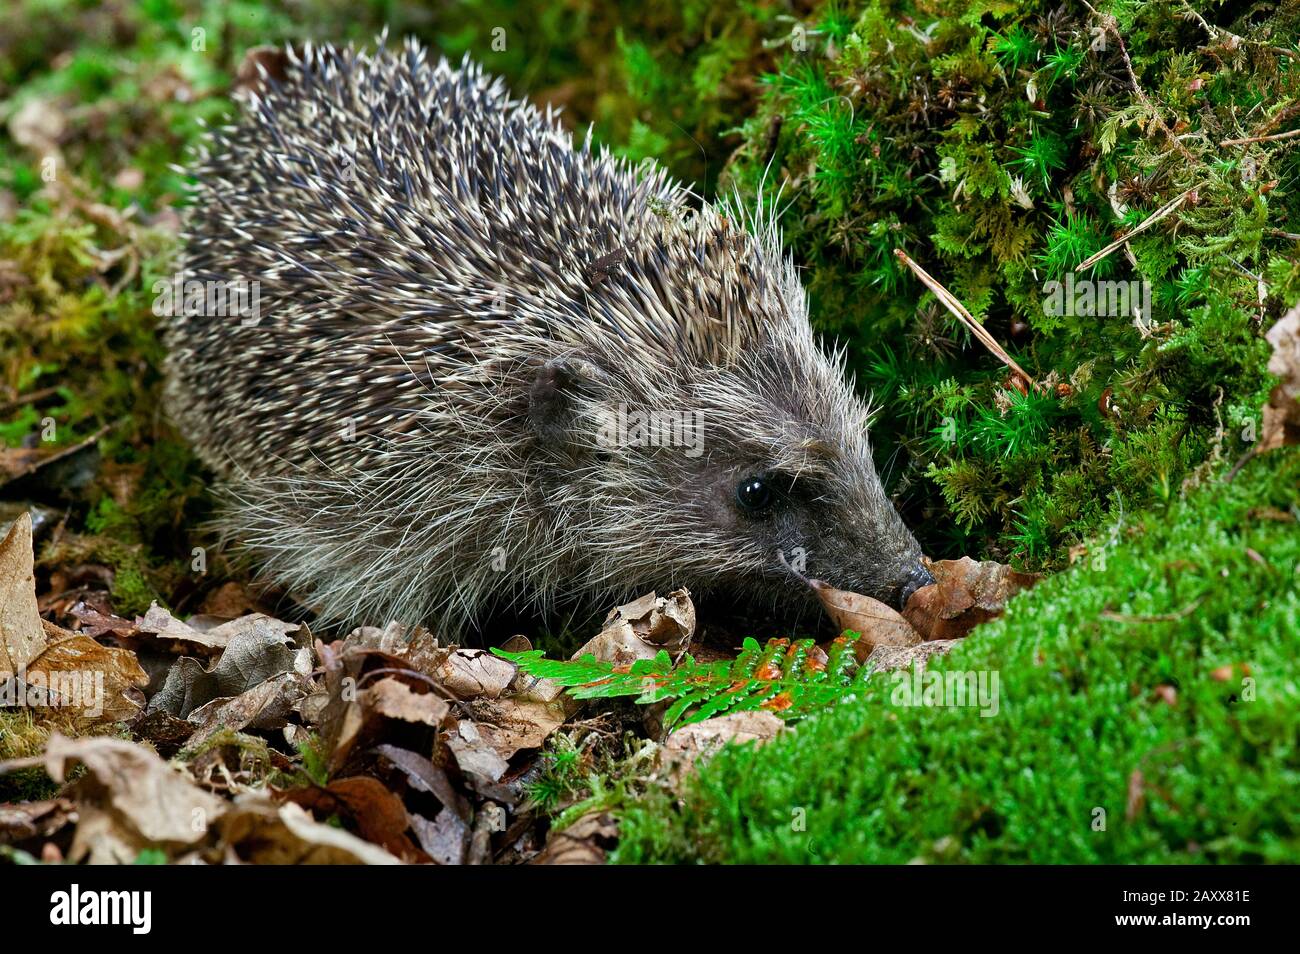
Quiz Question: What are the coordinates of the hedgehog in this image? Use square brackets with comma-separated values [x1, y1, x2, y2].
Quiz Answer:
[163, 37, 933, 636]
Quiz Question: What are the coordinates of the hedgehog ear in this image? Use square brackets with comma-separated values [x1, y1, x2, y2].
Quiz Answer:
[528, 355, 611, 448]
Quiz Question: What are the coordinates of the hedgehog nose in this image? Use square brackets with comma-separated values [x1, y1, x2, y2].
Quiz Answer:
[897, 563, 935, 608]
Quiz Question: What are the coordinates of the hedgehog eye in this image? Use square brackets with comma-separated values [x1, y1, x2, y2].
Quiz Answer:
[735, 476, 775, 514]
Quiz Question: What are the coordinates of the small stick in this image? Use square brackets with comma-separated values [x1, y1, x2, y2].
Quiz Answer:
[1221, 127, 1300, 146]
[893, 248, 1036, 390]
[1077, 189, 1191, 272]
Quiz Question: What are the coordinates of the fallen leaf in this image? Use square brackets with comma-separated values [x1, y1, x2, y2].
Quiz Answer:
[0, 797, 75, 845]
[532, 811, 619, 865]
[859, 639, 960, 674]
[218, 796, 402, 864]
[186, 670, 314, 735]
[434, 649, 516, 698]
[410, 808, 470, 865]
[136, 603, 300, 654]
[130, 708, 198, 756]
[902, 557, 1040, 641]
[373, 744, 471, 821]
[0, 512, 46, 673]
[280, 777, 426, 863]
[572, 589, 696, 668]
[445, 719, 509, 784]
[67, 802, 153, 864]
[809, 579, 920, 657]
[148, 616, 298, 718]
[658, 710, 786, 785]
[68, 601, 137, 639]
[362, 677, 450, 727]
[1259, 302, 1300, 452]
[0, 500, 59, 540]
[465, 696, 569, 761]
[0, 733, 226, 845]
[23, 619, 148, 722]
[339, 620, 445, 675]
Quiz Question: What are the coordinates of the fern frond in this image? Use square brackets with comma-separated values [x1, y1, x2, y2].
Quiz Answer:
[495, 636, 868, 728]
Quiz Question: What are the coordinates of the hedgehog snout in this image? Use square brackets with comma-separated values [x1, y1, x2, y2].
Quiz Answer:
[895, 562, 935, 608]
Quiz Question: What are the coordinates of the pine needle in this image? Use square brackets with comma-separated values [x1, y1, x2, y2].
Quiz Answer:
[893, 248, 1036, 391]
[1077, 189, 1192, 271]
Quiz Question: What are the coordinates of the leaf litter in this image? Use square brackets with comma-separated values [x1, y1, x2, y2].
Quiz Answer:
[1, 493, 1037, 865]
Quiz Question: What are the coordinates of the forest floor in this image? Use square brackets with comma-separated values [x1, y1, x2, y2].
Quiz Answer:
[1, 0, 1298, 864]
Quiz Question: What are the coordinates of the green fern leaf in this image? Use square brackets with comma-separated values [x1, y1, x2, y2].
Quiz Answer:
[494, 636, 869, 727]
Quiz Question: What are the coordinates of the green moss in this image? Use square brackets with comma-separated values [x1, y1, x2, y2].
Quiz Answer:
[614, 448, 1300, 864]
[0, 708, 133, 802]
[720, 0, 1293, 568]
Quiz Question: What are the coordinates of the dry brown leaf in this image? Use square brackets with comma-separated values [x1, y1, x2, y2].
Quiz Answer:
[444, 719, 510, 784]
[339, 620, 445, 675]
[860, 639, 961, 674]
[809, 578, 921, 657]
[218, 796, 402, 864]
[410, 808, 470, 865]
[466, 696, 569, 761]
[1259, 302, 1300, 452]
[135, 601, 223, 649]
[24, 619, 148, 722]
[433, 649, 516, 698]
[148, 617, 299, 718]
[362, 677, 450, 726]
[373, 744, 471, 821]
[186, 670, 314, 736]
[902, 557, 1040, 641]
[310, 640, 372, 776]
[658, 710, 785, 785]
[280, 776, 426, 863]
[68, 602, 137, 639]
[0, 512, 46, 673]
[67, 802, 153, 864]
[136, 603, 300, 655]
[532, 811, 619, 865]
[130, 708, 198, 756]
[0, 732, 226, 845]
[572, 588, 695, 667]
[0, 797, 75, 845]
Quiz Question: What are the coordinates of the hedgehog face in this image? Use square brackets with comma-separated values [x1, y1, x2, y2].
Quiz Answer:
[692, 376, 932, 613]
[718, 454, 931, 611]
[533, 346, 930, 618]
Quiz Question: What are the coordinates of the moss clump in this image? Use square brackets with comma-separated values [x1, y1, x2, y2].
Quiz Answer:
[0, 708, 133, 802]
[614, 448, 1300, 864]
[721, 0, 1297, 567]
